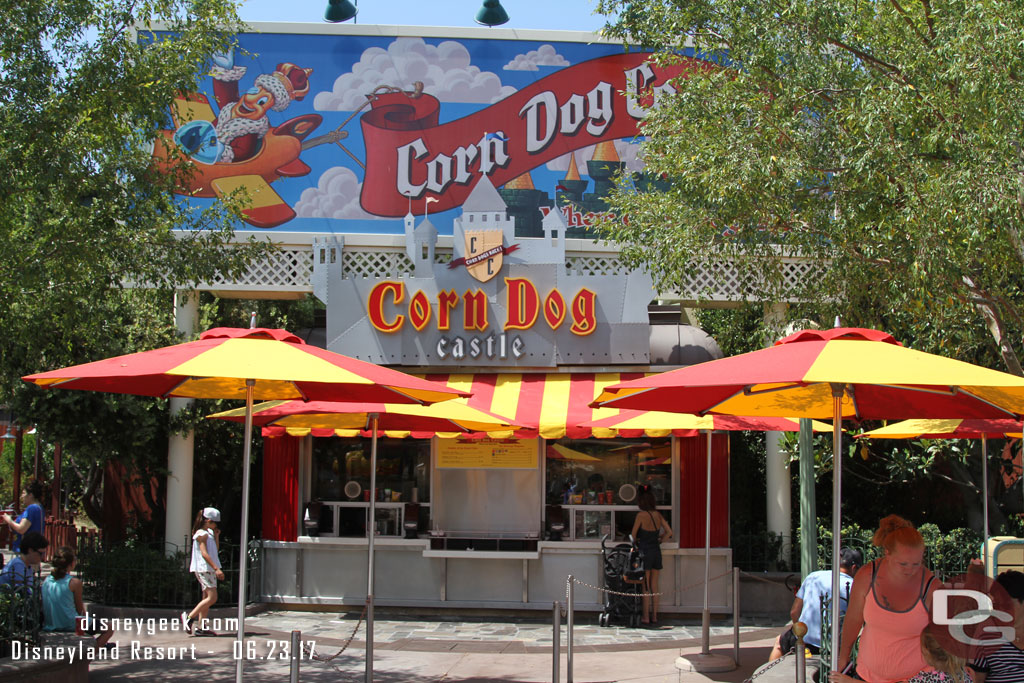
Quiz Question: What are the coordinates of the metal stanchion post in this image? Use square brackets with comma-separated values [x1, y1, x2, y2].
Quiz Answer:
[552, 601, 561, 683]
[733, 567, 740, 665]
[289, 630, 301, 683]
[567, 576, 574, 683]
[794, 621, 808, 683]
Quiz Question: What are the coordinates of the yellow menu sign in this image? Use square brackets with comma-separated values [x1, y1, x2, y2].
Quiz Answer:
[436, 438, 537, 469]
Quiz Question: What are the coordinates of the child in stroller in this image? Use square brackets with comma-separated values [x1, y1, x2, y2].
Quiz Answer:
[598, 535, 646, 627]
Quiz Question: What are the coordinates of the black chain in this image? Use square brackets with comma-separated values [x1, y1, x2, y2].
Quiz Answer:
[300, 600, 368, 670]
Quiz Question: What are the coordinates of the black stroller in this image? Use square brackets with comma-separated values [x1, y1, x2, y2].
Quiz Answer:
[597, 535, 645, 627]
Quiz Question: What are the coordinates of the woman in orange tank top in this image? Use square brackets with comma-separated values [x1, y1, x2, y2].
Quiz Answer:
[830, 515, 939, 683]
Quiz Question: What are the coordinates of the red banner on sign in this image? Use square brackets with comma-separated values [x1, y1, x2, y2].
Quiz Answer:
[359, 53, 710, 217]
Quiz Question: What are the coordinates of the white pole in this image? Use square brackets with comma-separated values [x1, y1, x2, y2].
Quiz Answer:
[234, 378, 255, 683]
[982, 434, 989, 551]
[830, 385, 843, 670]
[365, 415, 379, 683]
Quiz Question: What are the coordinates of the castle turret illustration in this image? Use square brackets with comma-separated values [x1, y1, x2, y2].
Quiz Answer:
[411, 214, 437, 278]
[584, 141, 625, 211]
[557, 153, 589, 204]
[499, 170, 552, 238]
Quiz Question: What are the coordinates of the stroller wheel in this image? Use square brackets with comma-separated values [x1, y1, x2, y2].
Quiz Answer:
[598, 613, 609, 627]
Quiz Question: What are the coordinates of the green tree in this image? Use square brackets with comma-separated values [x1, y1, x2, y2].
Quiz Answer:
[0, 0, 274, 530]
[0, 0, 268, 394]
[596, 0, 1024, 375]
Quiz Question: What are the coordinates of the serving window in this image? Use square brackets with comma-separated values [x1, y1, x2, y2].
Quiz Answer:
[310, 437, 431, 537]
[544, 437, 671, 542]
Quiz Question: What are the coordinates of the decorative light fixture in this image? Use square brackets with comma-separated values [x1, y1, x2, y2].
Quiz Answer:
[475, 0, 509, 26]
[0, 407, 14, 440]
[324, 0, 358, 23]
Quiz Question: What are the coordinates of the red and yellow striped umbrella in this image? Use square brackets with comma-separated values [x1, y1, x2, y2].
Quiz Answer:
[856, 418, 1023, 440]
[582, 410, 833, 438]
[593, 328, 1024, 420]
[22, 326, 466, 679]
[594, 327, 1024, 667]
[207, 399, 517, 439]
[24, 327, 466, 404]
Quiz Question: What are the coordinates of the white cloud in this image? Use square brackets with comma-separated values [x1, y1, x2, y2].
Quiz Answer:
[314, 37, 516, 111]
[546, 139, 646, 174]
[294, 166, 384, 220]
[503, 45, 571, 71]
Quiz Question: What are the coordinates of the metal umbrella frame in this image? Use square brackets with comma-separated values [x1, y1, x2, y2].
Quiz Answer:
[207, 397, 519, 682]
[593, 327, 1024, 668]
[856, 418, 1024, 557]
[581, 410, 830, 661]
[22, 326, 468, 683]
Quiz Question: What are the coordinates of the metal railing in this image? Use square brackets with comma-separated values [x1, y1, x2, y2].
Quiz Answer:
[0, 575, 43, 659]
[78, 540, 260, 609]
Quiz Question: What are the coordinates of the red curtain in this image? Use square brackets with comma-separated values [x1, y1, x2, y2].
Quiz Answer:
[678, 433, 730, 548]
[262, 436, 299, 542]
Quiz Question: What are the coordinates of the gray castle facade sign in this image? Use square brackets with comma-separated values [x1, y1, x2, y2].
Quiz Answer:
[312, 176, 653, 367]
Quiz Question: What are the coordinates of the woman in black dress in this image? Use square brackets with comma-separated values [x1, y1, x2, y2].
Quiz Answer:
[631, 489, 673, 625]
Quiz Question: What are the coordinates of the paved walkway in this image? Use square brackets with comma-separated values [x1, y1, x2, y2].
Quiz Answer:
[83, 610, 791, 682]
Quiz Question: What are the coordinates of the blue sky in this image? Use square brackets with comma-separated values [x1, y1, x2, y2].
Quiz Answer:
[237, 0, 609, 32]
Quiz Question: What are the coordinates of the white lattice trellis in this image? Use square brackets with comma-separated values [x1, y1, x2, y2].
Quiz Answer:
[197, 240, 820, 304]
[200, 246, 314, 293]
[565, 255, 629, 276]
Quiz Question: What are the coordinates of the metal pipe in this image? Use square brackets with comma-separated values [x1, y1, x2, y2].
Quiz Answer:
[366, 414, 379, 683]
[702, 429, 712, 655]
[982, 434, 990, 552]
[234, 378, 255, 683]
[733, 567, 740, 665]
[567, 575, 574, 683]
[830, 384, 844, 671]
[552, 601, 561, 683]
[794, 622, 807, 683]
[289, 630, 301, 683]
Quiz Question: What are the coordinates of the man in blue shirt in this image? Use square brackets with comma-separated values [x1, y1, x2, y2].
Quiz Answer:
[0, 532, 48, 592]
[2, 481, 45, 553]
[769, 547, 863, 660]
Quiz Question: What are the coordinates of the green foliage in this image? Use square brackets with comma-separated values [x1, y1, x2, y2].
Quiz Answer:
[0, 0, 273, 398]
[919, 523, 983, 579]
[595, 0, 1024, 375]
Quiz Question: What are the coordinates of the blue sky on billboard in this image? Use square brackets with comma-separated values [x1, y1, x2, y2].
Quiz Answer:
[237, 0, 608, 31]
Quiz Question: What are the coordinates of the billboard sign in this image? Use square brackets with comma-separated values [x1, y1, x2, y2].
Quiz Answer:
[155, 24, 708, 237]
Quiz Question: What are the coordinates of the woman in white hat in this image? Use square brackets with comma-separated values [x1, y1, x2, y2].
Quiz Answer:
[181, 507, 224, 636]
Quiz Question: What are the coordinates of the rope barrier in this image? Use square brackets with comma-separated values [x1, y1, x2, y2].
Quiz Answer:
[566, 567, 738, 600]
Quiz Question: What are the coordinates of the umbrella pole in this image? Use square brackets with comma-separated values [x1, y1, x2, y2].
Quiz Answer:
[830, 385, 843, 671]
[235, 379, 255, 683]
[982, 434, 989, 555]
[702, 429, 712, 655]
[366, 414, 379, 683]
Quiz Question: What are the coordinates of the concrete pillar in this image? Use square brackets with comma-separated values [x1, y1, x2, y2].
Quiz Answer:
[165, 291, 198, 555]
[763, 303, 791, 566]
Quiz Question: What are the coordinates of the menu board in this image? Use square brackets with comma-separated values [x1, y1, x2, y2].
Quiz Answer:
[436, 439, 537, 469]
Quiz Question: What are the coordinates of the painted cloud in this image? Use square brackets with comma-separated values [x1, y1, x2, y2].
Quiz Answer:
[315, 37, 516, 111]
[503, 44, 570, 71]
[546, 140, 645, 174]
[295, 166, 384, 220]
